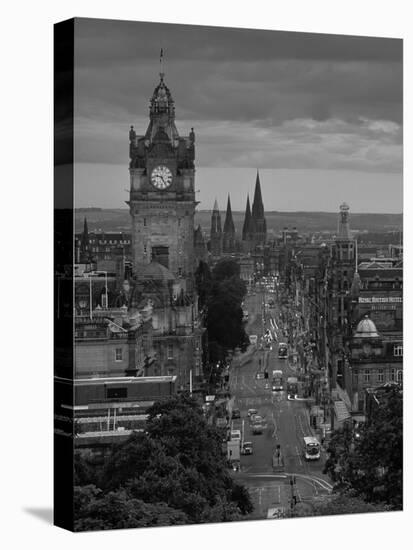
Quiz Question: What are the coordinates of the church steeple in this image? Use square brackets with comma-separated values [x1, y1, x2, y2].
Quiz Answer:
[251, 170, 266, 245]
[252, 170, 264, 220]
[223, 194, 236, 253]
[210, 198, 222, 257]
[223, 195, 235, 235]
[242, 195, 253, 240]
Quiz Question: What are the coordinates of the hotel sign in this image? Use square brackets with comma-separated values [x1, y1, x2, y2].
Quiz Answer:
[358, 297, 402, 304]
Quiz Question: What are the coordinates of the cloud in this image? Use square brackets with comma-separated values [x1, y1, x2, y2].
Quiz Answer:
[73, 18, 402, 174]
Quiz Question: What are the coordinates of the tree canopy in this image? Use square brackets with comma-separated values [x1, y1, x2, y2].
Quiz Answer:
[323, 385, 402, 510]
[74, 395, 253, 529]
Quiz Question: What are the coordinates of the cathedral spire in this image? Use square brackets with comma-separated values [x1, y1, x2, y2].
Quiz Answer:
[252, 170, 264, 219]
[210, 198, 222, 257]
[223, 194, 236, 254]
[242, 195, 252, 241]
[251, 170, 266, 244]
[223, 194, 235, 235]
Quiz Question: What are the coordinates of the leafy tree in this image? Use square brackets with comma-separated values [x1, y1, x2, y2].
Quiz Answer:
[212, 259, 241, 281]
[230, 484, 254, 515]
[100, 431, 164, 491]
[74, 451, 100, 486]
[76, 396, 254, 527]
[74, 486, 187, 531]
[290, 493, 390, 518]
[324, 386, 402, 509]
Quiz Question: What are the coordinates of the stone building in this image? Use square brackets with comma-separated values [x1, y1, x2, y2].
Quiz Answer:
[128, 71, 196, 294]
[74, 303, 155, 379]
[124, 69, 204, 390]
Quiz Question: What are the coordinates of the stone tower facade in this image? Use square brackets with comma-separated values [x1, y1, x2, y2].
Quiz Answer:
[128, 72, 196, 293]
[223, 194, 236, 253]
[210, 198, 222, 257]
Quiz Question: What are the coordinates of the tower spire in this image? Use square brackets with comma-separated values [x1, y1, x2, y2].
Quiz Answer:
[251, 170, 266, 244]
[223, 194, 236, 253]
[159, 47, 164, 80]
[210, 198, 222, 257]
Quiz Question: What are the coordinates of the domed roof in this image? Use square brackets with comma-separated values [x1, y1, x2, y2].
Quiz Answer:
[354, 315, 380, 338]
[137, 261, 175, 283]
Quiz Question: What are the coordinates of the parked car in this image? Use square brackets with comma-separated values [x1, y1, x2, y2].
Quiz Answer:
[241, 441, 253, 455]
[232, 408, 241, 419]
[247, 408, 258, 418]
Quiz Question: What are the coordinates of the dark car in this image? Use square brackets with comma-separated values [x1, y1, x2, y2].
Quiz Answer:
[231, 408, 241, 419]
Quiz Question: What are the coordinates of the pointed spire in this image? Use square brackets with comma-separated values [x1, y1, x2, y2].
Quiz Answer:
[242, 195, 253, 241]
[213, 197, 219, 212]
[252, 170, 264, 219]
[83, 217, 88, 236]
[223, 194, 235, 235]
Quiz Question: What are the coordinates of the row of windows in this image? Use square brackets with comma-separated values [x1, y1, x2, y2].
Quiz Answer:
[89, 239, 130, 245]
[362, 368, 402, 383]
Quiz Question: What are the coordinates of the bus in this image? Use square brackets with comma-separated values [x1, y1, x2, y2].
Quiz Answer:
[303, 436, 321, 460]
[278, 342, 288, 359]
[272, 370, 283, 391]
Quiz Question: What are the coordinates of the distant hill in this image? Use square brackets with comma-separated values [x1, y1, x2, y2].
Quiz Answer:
[75, 208, 402, 235]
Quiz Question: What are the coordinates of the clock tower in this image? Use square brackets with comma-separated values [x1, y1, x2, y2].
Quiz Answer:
[128, 70, 196, 292]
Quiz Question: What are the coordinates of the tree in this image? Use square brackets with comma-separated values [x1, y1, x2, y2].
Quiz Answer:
[290, 493, 390, 518]
[74, 486, 188, 531]
[91, 396, 254, 526]
[212, 259, 241, 282]
[324, 386, 402, 509]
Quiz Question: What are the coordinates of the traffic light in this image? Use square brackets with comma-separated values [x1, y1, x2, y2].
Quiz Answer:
[264, 371, 268, 379]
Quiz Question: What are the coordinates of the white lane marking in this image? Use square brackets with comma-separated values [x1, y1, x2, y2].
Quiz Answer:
[295, 445, 303, 467]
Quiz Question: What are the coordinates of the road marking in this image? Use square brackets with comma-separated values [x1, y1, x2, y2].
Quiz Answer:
[295, 446, 303, 466]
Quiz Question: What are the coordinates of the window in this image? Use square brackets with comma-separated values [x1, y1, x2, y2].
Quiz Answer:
[364, 369, 370, 383]
[390, 368, 396, 381]
[167, 343, 174, 359]
[393, 345, 403, 357]
[115, 348, 123, 361]
[397, 370, 403, 383]
[143, 218, 147, 226]
[377, 369, 384, 383]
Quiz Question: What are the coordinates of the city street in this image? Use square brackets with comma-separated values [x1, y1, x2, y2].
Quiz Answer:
[230, 287, 332, 518]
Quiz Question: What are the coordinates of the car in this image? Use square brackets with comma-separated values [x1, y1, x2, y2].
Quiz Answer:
[252, 423, 264, 435]
[247, 408, 258, 418]
[252, 415, 263, 424]
[231, 408, 241, 419]
[241, 442, 253, 455]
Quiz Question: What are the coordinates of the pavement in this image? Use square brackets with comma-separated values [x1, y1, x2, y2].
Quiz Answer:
[229, 287, 333, 519]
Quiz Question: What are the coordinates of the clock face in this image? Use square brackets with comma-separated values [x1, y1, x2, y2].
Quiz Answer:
[151, 165, 173, 189]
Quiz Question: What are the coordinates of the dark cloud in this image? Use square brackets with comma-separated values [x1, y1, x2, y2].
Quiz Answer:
[73, 17, 402, 173]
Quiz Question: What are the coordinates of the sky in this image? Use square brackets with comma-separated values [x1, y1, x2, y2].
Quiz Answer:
[73, 18, 403, 213]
